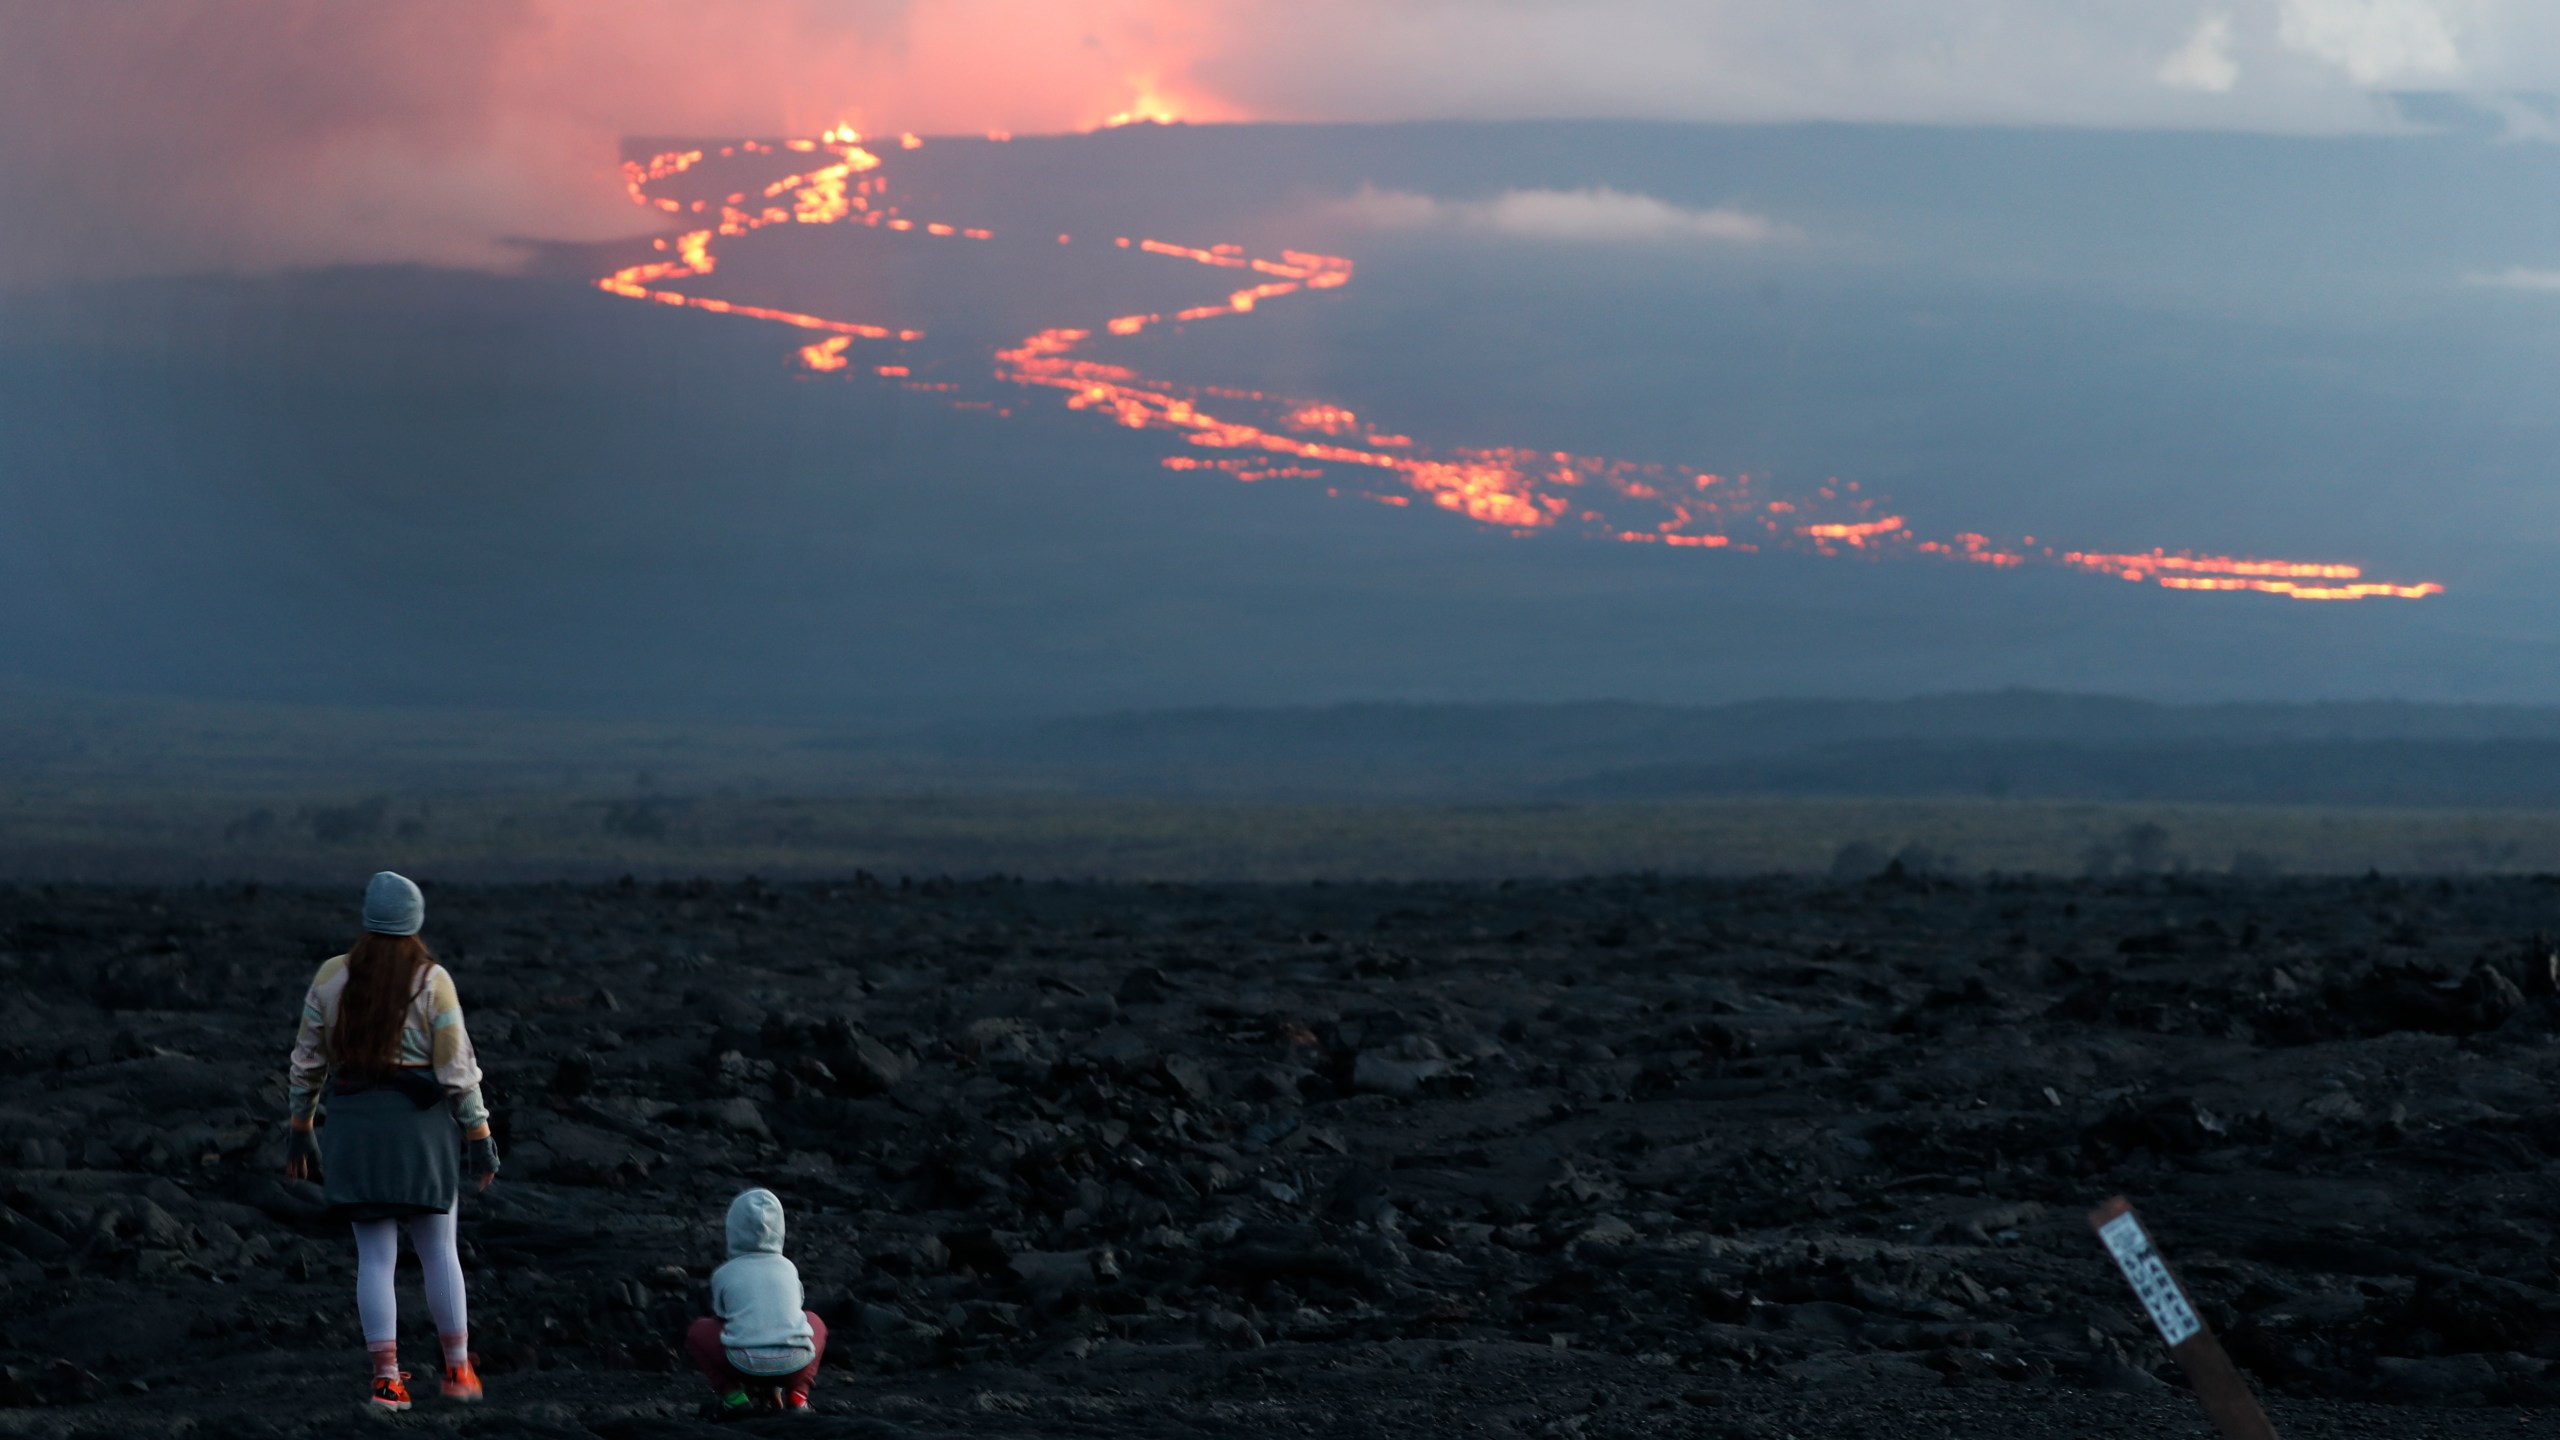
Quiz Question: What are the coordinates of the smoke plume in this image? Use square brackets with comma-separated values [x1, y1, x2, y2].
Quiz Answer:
[0, 0, 2551, 286]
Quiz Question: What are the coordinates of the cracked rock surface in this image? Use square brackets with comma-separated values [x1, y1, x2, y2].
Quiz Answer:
[1, 872, 2559, 1436]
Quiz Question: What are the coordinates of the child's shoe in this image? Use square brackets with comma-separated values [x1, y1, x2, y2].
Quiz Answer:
[783, 1388, 812, 1413]
[441, 1359, 483, 1401]
[369, 1372, 413, 1411]
[712, 1388, 755, 1421]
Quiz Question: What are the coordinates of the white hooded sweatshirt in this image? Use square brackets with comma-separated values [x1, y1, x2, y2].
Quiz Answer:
[713, 1188, 816, 1375]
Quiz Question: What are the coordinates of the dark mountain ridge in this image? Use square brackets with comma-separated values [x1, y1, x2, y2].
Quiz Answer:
[13, 681, 2560, 809]
[942, 691, 2560, 803]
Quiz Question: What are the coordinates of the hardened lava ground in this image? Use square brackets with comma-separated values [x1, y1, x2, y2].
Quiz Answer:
[3, 872, 2560, 1438]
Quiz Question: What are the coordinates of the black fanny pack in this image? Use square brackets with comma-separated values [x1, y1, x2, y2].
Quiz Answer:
[329, 1067, 448, 1110]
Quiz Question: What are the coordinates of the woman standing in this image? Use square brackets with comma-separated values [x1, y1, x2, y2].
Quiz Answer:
[283, 871, 501, 1411]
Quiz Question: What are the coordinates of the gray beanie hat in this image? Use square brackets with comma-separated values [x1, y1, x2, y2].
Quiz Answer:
[362, 871, 425, 936]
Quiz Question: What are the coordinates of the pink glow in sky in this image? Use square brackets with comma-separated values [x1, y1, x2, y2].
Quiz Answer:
[0, 0, 2543, 285]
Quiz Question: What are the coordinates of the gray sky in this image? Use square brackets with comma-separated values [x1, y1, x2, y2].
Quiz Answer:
[0, 0, 2551, 286]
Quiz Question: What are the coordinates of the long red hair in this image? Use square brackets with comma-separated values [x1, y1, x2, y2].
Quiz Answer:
[328, 932, 433, 1075]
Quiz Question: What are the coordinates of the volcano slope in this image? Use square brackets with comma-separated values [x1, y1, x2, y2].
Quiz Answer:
[4, 874, 2560, 1439]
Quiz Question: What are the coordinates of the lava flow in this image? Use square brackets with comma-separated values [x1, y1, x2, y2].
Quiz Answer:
[597, 129, 2444, 603]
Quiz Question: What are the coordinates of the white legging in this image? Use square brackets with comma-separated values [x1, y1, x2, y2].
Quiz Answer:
[352, 1207, 467, 1346]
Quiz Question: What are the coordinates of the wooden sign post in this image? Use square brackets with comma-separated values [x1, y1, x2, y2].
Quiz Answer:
[2088, 1197, 2280, 1440]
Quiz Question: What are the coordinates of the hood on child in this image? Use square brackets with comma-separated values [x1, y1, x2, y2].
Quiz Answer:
[726, 1187, 786, 1257]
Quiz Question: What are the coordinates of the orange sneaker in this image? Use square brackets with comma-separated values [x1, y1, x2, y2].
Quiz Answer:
[369, 1372, 412, 1411]
[441, 1360, 484, 1402]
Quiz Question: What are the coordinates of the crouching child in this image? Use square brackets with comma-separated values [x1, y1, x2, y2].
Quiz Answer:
[686, 1188, 827, 1416]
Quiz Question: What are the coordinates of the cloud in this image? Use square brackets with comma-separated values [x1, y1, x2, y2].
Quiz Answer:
[2464, 266, 2560, 290]
[1485, 188, 1793, 244]
[0, 0, 1247, 288]
[2277, 0, 2466, 83]
[1338, 185, 1794, 245]
[2159, 14, 2243, 92]
[4, 0, 2557, 287]
[2483, 92, 2560, 140]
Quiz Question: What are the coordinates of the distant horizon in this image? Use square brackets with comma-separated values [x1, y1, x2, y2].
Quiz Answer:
[23, 671, 2560, 729]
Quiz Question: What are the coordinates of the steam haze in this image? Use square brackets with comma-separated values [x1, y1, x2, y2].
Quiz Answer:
[11, 1, 2560, 285]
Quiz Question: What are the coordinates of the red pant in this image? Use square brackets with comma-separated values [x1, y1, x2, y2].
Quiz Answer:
[684, 1313, 826, 1396]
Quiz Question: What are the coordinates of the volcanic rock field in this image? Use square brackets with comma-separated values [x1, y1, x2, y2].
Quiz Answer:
[5, 873, 2560, 1438]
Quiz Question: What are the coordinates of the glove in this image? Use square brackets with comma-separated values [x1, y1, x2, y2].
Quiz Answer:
[285, 1125, 321, 1182]
[463, 1135, 500, 1181]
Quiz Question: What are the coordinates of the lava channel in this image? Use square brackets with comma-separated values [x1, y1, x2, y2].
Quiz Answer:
[597, 127, 2444, 604]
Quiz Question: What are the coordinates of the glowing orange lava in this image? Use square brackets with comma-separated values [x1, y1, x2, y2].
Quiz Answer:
[597, 131, 2445, 603]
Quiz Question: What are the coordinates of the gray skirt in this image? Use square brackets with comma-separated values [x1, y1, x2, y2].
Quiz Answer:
[319, 1084, 460, 1221]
